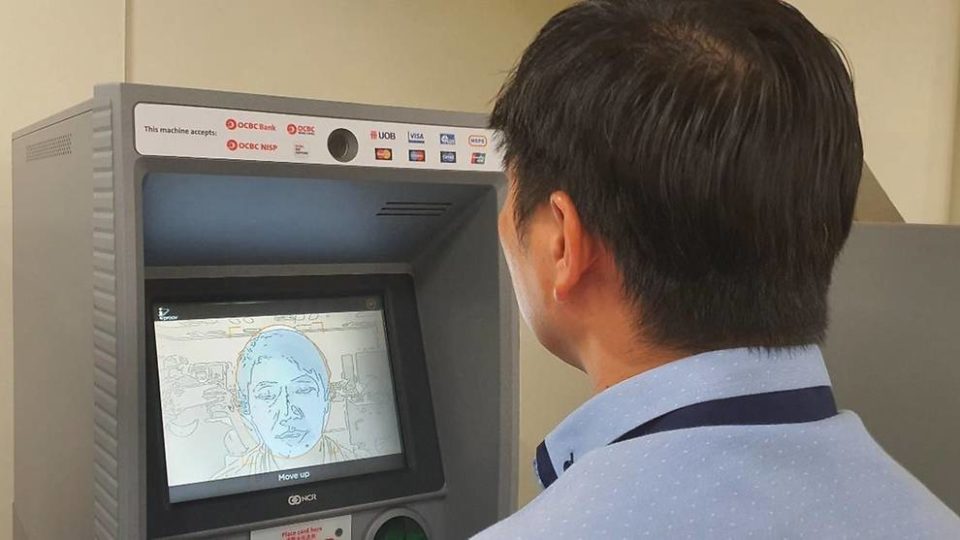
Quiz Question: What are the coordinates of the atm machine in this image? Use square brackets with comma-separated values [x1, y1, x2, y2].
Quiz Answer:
[14, 84, 960, 540]
[13, 84, 518, 539]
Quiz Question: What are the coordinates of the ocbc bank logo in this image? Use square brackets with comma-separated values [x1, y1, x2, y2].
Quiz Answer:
[288, 493, 318, 506]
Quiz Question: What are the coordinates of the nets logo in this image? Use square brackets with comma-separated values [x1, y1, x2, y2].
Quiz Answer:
[440, 133, 456, 145]
[287, 493, 317, 506]
[468, 134, 488, 147]
[370, 130, 397, 141]
[375, 148, 393, 161]
[440, 151, 457, 163]
[408, 131, 425, 144]
[408, 149, 426, 162]
[157, 307, 178, 321]
[287, 123, 316, 136]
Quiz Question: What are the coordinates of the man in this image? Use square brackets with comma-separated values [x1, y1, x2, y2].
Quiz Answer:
[215, 327, 354, 478]
[476, 0, 960, 537]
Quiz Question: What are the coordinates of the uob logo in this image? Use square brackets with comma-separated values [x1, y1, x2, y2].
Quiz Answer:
[369, 130, 396, 141]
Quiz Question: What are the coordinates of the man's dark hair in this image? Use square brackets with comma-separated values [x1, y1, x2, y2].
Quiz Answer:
[491, 0, 862, 351]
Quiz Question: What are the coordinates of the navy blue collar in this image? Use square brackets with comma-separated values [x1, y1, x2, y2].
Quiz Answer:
[536, 346, 833, 488]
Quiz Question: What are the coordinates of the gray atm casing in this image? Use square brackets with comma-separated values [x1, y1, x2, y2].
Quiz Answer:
[12, 83, 518, 539]
[822, 224, 960, 514]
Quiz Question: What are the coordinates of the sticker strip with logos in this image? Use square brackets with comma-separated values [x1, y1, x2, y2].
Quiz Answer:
[134, 103, 501, 173]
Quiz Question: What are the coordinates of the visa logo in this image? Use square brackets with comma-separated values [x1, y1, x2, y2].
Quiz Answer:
[407, 131, 425, 144]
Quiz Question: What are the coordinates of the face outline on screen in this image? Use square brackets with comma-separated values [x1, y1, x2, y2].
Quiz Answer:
[236, 327, 331, 458]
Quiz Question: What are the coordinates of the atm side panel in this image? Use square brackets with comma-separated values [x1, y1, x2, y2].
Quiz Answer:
[13, 107, 95, 539]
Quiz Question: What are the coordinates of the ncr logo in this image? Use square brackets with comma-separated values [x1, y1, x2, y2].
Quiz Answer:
[287, 493, 317, 506]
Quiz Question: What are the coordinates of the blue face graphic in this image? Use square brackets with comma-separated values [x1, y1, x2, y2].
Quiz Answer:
[239, 329, 330, 458]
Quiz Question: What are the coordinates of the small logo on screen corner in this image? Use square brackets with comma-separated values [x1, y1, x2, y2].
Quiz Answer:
[287, 493, 317, 506]
[157, 307, 178, 321]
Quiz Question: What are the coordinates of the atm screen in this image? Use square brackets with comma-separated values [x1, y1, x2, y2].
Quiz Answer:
[152, 296, 405, 503]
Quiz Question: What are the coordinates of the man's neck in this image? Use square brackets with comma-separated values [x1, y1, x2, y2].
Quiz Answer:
[579, 334, 689, 393]
[560, 279, 693, 393]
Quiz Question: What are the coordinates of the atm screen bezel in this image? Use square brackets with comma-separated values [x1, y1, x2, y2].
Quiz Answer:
[144, 273, 444, 538]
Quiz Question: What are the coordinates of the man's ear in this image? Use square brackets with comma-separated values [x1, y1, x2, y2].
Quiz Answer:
[549, 191, 598, 302]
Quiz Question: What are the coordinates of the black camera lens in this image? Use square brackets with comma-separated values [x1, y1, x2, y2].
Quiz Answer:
[327, 128, 359, 163]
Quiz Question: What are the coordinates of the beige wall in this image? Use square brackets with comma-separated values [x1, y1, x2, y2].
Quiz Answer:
[0, 0, 126, 536]
[127, 1, 564, 113]
[791, 0, 960, 224]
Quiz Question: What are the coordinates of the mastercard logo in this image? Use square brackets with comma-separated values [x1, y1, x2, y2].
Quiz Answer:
[375, 148, 393, 161]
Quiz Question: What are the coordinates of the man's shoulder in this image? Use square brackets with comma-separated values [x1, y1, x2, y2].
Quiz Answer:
[473, 416, 960, 539]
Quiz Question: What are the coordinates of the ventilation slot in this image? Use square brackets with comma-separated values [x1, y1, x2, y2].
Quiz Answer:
[26, 134, 72, 161]
[377, 201, 451, 217]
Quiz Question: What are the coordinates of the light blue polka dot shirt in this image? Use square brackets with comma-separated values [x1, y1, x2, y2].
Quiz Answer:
[474, 346, 960, 539]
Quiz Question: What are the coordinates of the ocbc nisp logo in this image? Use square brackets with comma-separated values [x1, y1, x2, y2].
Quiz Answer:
[287, 493, 317, 506]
